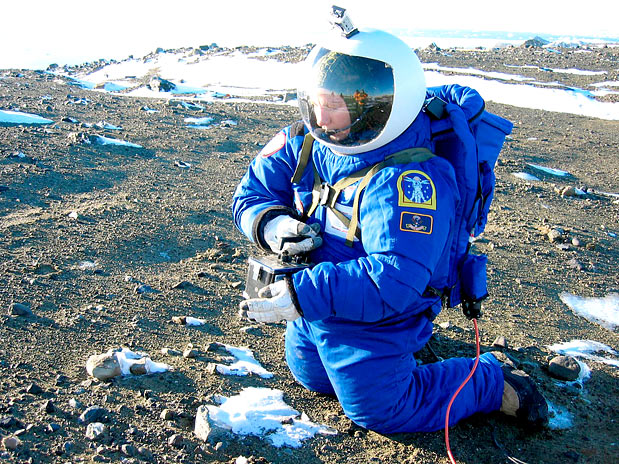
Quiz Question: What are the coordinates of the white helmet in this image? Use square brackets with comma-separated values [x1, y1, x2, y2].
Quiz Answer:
[298, 28, 426, 155]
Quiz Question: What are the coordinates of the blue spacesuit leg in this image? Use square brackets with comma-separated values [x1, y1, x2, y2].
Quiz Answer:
[285, 318, 336, 395]
[310, 318, 504, 433]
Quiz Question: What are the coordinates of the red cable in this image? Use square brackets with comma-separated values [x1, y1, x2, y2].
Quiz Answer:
[445, 318, 480, 464]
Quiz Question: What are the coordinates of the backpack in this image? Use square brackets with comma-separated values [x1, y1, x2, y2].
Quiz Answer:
[291, 85, 513, 319]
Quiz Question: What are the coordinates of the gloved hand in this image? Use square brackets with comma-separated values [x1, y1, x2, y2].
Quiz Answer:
[263, 215, 322, 256]
[239, 279, 301, 323]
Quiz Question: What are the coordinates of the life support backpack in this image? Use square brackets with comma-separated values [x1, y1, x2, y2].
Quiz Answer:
[291, 85, 513, 319]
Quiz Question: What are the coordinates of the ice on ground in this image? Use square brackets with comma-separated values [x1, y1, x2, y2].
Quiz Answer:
[184, 116, 214, 125]
[547, 401, 574, 430]
[0, 109, 53, 125]
[527, 163, 571, 177]
[51, 49, 619, 119]
[90, 135, 142, 148]
[423, 63, 534, 82]
[547, 68, 606, 76]
[560, 292, 619, 330]
[185, 316, 205, 326]
[115, 347, 171, 375]
[205, 387, 336, 448]
[212, 345, 273, 379]
[95, 121, 122, 130]
[548, 339, 619, 368]
[77, 260, 97, 270]
[512, 172, 540, 181]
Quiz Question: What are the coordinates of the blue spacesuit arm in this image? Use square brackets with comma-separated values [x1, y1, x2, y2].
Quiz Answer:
[292, 157, 458, 322]
[232, 128, 301, 244]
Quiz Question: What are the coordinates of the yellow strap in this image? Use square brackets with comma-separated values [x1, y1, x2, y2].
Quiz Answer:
[307, 163, 322, 218]
[296, 140, 435, 247]
[291, 133, 314, 184]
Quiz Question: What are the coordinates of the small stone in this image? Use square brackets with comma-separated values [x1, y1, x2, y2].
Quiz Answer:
[183, 349, 199, 359]
[68, 398, 82, 409]
[161, 347, 182, 357]
[239, 325, 264, 336]
[438, 321, 450, 329]
[492, 336, 508, 349]
[571, 238, 581, 247]
[567, 258, 584, 271]
[26, 383, 43, 395]
[0, 417, 21, 429]
[168, 433, 184, 448]
[46, 423, 61, 433]
[488, 351, 517, 368]
[195, 405, 231, 443]
[86, 351, 121, 381]
[137, 447, 152, 459]
[121, 444, 137, 456]
[135, 284, 156, 294]
[206, 342, 223, 352]
[9, 302, 32, 316]
[62, 441, 75, 455]
[129, 360, 147, 376]
[160, 409, 175, 421]
[548, 355, 581, 381]
[42, 399, 56, 413]
[547, 228, 563, 243]
[78, 406, 108, 424]
[205, 363, 220, 374]
[2, 436, 21, 451]
[172, 281, 193, 290]
[561, 186, 577, 197]
[85, 422, 108, 441]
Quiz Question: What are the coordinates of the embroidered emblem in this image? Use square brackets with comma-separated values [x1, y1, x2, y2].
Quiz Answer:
[259, 131, 286, 158]
[400, 212, 433, 234]
[397, 170, 436, 209]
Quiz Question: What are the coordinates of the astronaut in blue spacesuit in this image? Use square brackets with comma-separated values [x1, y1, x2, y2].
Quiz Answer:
[232, 26, 547, 433]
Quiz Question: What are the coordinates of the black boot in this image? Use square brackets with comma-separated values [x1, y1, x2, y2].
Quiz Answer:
[500, 366, 549, 428]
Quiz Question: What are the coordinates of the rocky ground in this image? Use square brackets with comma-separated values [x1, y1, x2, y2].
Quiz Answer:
[0, 42, 617, 464]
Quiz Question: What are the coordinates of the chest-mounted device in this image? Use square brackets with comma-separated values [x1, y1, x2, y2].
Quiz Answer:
[243, 238, 312, 299]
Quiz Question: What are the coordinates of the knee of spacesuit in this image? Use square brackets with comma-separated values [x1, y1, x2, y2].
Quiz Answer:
[285, 320, 336, 395]
[338, 399, 399, 434]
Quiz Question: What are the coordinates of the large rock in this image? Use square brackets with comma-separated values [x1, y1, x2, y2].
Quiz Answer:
[9, 302, 32, 317]
[523, 36, 550, 48]
[548, 355, 581, 381]
[86, 351, 121, 381]
[194, 405, 231, 443]
[148, 77, 176, 92]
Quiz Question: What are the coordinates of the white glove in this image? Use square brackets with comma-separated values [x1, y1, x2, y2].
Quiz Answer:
[239, 280, 301, 323]
[263, 215, 322, 256]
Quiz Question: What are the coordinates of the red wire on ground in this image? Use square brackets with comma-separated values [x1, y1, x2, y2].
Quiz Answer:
[445, 318, 481, 464]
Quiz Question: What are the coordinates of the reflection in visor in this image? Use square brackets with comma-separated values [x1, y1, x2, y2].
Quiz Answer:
[298, 49, 395, 148]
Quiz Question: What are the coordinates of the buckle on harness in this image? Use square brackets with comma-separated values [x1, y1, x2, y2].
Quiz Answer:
[318, 183, 337, 207]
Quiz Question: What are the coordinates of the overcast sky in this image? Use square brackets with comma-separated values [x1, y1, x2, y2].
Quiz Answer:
[3, 0, 618, 69]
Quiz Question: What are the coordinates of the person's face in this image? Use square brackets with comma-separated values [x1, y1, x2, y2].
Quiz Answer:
[312, 89, 351, 141]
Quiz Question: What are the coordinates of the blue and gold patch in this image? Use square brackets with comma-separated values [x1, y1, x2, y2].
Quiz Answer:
[400, 212, 433, 235]
[396, 170, 436, 210]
